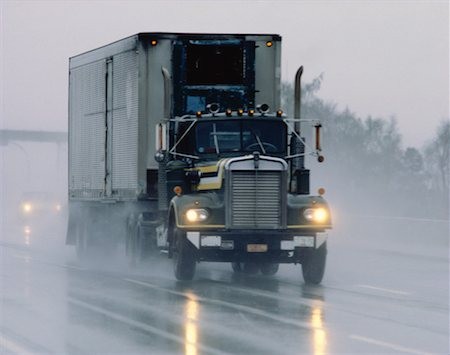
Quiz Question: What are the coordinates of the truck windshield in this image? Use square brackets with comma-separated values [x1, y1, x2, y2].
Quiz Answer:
[192, 120, 286, 156]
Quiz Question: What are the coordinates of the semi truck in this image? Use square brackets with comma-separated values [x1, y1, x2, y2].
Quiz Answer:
[66, 32, 332, 284]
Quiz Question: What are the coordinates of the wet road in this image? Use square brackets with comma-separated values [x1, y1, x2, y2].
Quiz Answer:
[1, 218, 448, 354]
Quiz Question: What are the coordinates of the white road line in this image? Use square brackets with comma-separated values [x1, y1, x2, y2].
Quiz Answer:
[357, 284, 410, 296]
[349, 334, 434, 355]
[125, 278, 314, 330]
[0, 335, 34, 355]
[68, 296, 225, 355]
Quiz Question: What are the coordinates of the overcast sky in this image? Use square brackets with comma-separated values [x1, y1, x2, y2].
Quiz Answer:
[1, 0, 448, 148]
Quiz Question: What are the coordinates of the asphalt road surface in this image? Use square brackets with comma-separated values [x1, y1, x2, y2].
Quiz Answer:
[1, 216, 448, 354]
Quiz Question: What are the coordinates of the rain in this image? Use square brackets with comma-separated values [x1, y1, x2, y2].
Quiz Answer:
[1, 1, 448, 354]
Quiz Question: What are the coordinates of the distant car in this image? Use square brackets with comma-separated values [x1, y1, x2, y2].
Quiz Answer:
[18, 191, 66, 239]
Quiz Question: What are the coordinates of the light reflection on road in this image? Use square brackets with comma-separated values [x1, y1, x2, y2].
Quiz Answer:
[311, 306, 327, 355]
[24, 225, 31, 245]
[184, 292, 199, 355]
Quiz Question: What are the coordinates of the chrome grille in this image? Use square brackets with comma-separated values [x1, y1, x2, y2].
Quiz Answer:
[231, 171, 282, 228]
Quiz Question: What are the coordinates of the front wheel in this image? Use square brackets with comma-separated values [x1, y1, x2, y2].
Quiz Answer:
[172, 228, 197, 281]
[302, 242, 327, 285]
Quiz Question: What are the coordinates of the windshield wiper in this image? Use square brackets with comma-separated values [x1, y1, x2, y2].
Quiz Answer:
[212, 124, 220, 155]
[251, 130, 266, 154]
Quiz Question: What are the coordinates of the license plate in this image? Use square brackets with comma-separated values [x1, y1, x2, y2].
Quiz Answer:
[247, 244, 268, 252]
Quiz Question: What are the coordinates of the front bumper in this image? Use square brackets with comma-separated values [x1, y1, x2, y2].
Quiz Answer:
[183, 229, 328, 263]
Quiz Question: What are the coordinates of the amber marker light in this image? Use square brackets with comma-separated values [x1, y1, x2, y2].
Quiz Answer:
[237, 108, 244, 116]
[276, 109, 283, 117]
[266, 41, 273, 47]
[225, 108, 232, 117]
[173, 186, 183, 196]
[318, 188, 325, 196]
[150, 39, 158, 46]
[196, 111, 202, 118]
[248, 109, 254, 117]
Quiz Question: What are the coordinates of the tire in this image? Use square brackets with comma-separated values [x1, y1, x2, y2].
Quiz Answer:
[126, 217, 140, 267]
[75, 219, 89, 261]
[231, 262, 242, 273]
[172, 227, 196, 281]
[302, 242, 327, 285]
[260, 263, 279, 276]
[242, 262, 259, 274]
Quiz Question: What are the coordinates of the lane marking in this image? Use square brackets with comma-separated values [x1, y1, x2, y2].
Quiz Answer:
[0, 335, 34, 355]
[68, 296, 225, 355]
[125, 278, 314, 330]
[349, 334, 434, 355]
[357, 284, 410, 296]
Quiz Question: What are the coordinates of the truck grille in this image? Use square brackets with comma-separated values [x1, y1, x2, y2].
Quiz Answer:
[230, 171, 282, 228]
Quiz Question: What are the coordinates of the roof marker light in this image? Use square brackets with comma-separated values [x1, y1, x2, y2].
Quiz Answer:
[248, 109, 254, 117]
[237, 109, 244, 116]
[266, 41, 273, 47]
[196, 111, 202, 118]
[276, 109, 283, 117]
[226, 108, 232, 117]
[150, 40, 158, 46]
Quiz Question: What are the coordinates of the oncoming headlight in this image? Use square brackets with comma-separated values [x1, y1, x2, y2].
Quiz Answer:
[185, 208, 209, 223]
[22, 203, 32, 213]
[303, 208, 328, 223]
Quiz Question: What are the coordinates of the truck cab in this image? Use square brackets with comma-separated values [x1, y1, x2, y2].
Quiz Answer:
[160, 108, 331, 283]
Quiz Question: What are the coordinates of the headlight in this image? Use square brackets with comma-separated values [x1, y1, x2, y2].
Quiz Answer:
[303, 208, 328, 223]
[22, 203, 32, 213]
[185, 208, 209, 223]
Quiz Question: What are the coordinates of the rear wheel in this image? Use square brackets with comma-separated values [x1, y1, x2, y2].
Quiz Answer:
[75, 220, 88, 260]
[231, 262, 259, 274]
[172, 227, 196, 281]
[75, 225, 88, 261]
[126, 217, 138, 267]
[302, 242, 327, 285]
[231, 262, 242, 273]
[260, 263, 279, 276]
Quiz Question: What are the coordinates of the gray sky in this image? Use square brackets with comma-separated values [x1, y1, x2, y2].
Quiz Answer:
[1, 0, 448, 148]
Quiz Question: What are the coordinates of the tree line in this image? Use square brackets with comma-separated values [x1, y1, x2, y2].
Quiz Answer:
[281, 78, 449, 220]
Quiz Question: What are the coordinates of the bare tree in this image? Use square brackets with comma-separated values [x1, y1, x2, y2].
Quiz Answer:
[423, 120, 450, 211]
